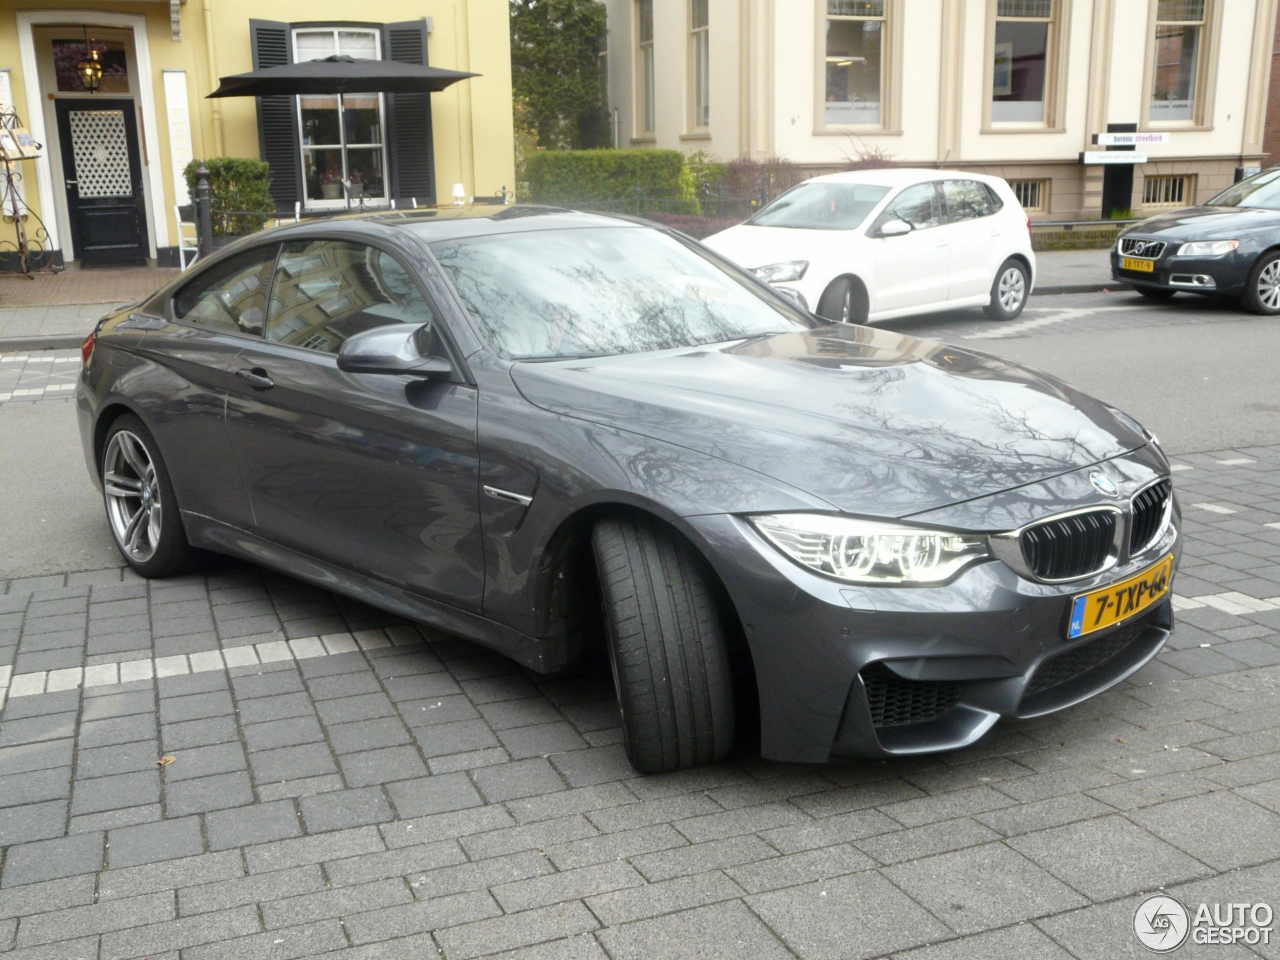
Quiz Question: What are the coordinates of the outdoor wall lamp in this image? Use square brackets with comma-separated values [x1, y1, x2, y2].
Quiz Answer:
[77, 27, 103, 94]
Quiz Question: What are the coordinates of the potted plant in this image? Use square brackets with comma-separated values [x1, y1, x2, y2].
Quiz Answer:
[321, 173, 343, 200]
[183, 158, 275, 247]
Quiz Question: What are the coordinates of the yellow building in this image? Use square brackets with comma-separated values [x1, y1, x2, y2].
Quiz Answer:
[0, 1, 515, 268]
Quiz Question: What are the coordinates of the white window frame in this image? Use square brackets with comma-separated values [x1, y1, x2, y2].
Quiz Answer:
[689, 0, 709, 131]
[292, 26, 390, 211]
[636, 0, 655, 137]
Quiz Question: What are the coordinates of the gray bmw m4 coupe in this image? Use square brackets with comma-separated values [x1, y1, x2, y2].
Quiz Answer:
[77, 207, 1180, 772]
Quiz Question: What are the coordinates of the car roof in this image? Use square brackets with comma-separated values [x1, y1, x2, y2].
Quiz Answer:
[797, 167, 1003, 188]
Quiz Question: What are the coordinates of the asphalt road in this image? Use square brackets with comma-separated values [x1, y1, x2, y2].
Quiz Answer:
[1, 288, 1275, 580]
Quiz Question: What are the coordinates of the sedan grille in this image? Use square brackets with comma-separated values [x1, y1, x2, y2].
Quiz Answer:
[862, 666, 965, 728]
[1024, 611, 1155, 698]
[1118, 237, 1167, 259]
[1021, 510, 1116, 581]
[1130, 480, 1172, 555]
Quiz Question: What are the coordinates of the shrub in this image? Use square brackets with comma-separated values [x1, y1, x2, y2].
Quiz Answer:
[718, 156, 807, 205]
[184, 157, 275, 235]
[525, 149, 687, 203]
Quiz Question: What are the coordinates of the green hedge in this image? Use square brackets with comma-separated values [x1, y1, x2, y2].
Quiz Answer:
[183, 157, 275, 235]
[525, 149, 687, 203]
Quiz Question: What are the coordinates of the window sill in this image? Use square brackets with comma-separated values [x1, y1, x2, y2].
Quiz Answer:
[679, 132, 711, 141]
[630, 136, 657, 145]
[980, 124, 1066, 135]
[812, 127, 902, 136]
[1141, 122, 1214, 133]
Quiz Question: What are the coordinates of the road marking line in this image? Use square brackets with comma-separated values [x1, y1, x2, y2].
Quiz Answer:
[1191, 503, 1237, 515]
[1171, 594, 1204, 611]
[1265, 522, 1280, 531]
[962, 305, 1141, 341]
[1216, 458, 1256, 466]
[1170, 464, 1194, 472]
[0, 628, 420, 702]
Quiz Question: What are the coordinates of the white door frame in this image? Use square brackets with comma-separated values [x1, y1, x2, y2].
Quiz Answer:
[17, 10, 168, 260]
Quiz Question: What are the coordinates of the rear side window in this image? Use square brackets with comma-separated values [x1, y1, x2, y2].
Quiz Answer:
[172, 245, 280, 336]
[264, 239, 445, 356]
[943, 180, 997, 222]
[886, 183, 943, 230]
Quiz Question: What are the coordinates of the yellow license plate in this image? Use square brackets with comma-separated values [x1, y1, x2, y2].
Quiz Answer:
[1069, 554, 1173, 639]
[1121, 257, 1156, 273]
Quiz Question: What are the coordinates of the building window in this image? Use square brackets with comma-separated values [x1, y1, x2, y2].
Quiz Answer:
[991, 0, 1055, 123]
[1009, 179, 1048, 211]
[637, 0, 655, 135]
[293, 28, 387, 207]
[824, 1, 884, 127]
[690, 0, 710, 129]
[1143, 174, 1192, 206]
[1151, 0, 1206, 122]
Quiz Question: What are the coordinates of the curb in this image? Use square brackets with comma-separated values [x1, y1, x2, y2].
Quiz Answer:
[0, 335, 86, 353]
[1031, 281, 1130, 296]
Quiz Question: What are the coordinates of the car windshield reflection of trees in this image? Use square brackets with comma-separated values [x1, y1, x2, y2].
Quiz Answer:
[429, 227, 808, 360]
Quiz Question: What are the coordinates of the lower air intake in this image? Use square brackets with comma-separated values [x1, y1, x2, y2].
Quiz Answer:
[862, 666, 965, 728]
[1024, 612, 1155, 699]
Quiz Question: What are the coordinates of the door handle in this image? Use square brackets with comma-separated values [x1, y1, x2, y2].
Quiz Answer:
[236, 368, 274, 391]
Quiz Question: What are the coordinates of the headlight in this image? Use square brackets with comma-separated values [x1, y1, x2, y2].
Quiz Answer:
[750, 513, 989, 584]
[750, 261, 809, 283]
[1177, 240, 1238, 257]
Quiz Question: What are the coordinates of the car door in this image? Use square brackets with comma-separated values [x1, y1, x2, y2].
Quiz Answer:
[222, 236, 485, 611]
[871, 182, 949, 314]
[941, 179, 1001, 301]
[138, 243, 281, 530]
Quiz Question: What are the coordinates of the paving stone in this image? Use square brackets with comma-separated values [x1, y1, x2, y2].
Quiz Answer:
[14, 892, 174, 947]
[0, 875, 96, 921]
[0, 799, 68, 845]
[98, 851, 244, 900]
[181, 919, 348, 960]
[70, 769, 160, 816]
[324, 839, 467, 887]
[1128, 790, 1280, 870]
[543, 824, 687, 872]
[338, 744, 428, 787]
[386, 772, 483, 818]
[260, 877, 412, 929]
[630, 834, 778, 882]
[434, 901, 600, 960]
[0, 738, 73, 776]
[599, 900, 790, 960]
[892, 923, 1075, 960]
[178, 864, 326, 916]
[472, 758, 566, 802]
[98, 905, 260, 957]
[1, 831, 103, 886]
[299, 786, 394, 833]
[342, 890, 502, 945]
[245, 825, 385, 873]
[164, 771, 255, 816]
[491, 861, 645, 913]
[108, 816, 205, 869]
[249, 743, 338, 783]
[205, 800, 302, 850]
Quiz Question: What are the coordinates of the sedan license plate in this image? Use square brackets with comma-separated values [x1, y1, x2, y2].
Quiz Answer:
[1121, 257, 1156, 273]
[1068, 554, 1174, 639]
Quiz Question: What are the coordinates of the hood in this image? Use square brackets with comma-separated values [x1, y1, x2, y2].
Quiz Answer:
[1122, 205, 1280, 240]
[510, 325, 1146, 518]
[702, 223, 848, 270]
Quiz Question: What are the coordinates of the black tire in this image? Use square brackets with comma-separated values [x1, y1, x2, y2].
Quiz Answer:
[816, 277, 868, 324]
[591, 516, 735, 773]
[100, 414, 196, 577]
[983, 258, 1030, 320]
[1240, 250, 1280, 315]
[1134, 285, 1176, 300]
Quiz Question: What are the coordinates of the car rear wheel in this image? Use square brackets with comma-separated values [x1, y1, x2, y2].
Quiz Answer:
[1241, 251, 1280, 315]
[591, 516, 735, 773]
[983, 259, 1029, 320]
[101, 414, 196, 578]
[1134, 285, 1177, 300]
[816, 277, 867, 324]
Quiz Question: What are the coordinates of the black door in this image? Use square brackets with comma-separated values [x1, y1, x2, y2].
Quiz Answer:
[55, 98, 149, 261]
[223, 237, 485, 610]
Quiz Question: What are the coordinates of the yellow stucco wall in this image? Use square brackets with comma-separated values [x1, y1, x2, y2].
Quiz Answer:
[0, 0, 514, 259]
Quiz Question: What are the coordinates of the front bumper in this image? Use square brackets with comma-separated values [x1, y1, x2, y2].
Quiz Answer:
[1111, 245, 1251, 295]
[681, 464, 1181, 764]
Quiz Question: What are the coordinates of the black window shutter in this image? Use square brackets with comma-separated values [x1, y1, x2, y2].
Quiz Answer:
[250, 19, 301, 212]
[383, 20, 437, 206]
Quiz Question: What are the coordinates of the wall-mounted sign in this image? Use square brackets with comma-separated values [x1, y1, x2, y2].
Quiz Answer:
[1082, 151, 1148, 165]
[1094, 132, 1171, 146]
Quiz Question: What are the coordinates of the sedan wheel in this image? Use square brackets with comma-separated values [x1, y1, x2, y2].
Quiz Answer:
[1242, 252, 1280, 315]
[984, 259, 1029, 320]
[101, 415, 195, 577]
[592, 516, 735, 773]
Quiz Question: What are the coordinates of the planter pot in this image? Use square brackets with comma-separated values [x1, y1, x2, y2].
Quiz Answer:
[210, 235, 243, 251]
[321, 182, 342, 200]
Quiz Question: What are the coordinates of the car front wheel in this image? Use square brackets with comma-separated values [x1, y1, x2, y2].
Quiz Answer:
[983, 258, 1029, 320]
[1242, 251, 1280, 315]
[101, 414, 196, 577]
[816, 277, 867, 324]
[592, 516, 735, 773]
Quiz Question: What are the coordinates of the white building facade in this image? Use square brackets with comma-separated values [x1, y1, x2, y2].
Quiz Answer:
[602, 0, 1279, 217]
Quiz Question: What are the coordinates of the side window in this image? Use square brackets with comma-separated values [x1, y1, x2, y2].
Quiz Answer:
[265, 239, 445, 356]
[172, 245, 280, 336]
[943, 180, 996, 222]
[887, 183, 942, 230]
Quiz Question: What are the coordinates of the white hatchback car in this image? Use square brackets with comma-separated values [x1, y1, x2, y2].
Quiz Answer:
[703, 169, 1036, 324]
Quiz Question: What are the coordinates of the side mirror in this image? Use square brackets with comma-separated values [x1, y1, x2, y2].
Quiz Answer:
[878, 218, 912, 237]
[337, 323, 453, 379]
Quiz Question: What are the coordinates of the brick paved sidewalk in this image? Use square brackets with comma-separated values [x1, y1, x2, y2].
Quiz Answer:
[0, 450, 1278, 958]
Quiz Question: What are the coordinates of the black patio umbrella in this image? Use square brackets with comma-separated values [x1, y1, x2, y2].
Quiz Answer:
[207, 54, 477, 98]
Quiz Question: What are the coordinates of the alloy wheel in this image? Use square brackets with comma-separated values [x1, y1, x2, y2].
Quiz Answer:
[103, 430, 162, 563]
[1257, 260, 1280, 311]
[998, 266, 1026, 312]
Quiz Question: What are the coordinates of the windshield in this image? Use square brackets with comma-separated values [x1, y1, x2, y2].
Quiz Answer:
[1207, 169, 1280, 209]
[429, 226, 811, 360]
[747, 181, 891, 230]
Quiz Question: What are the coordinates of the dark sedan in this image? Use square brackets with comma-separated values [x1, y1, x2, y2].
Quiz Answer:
[1113, 166, 1280, 312]
[78, 207, 1180, 772]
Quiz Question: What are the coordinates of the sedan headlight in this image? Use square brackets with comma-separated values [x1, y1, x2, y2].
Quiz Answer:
[750, 261, 809, 283]
[750, 514, 989, 584]
[1176, 240, 1238, 257]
